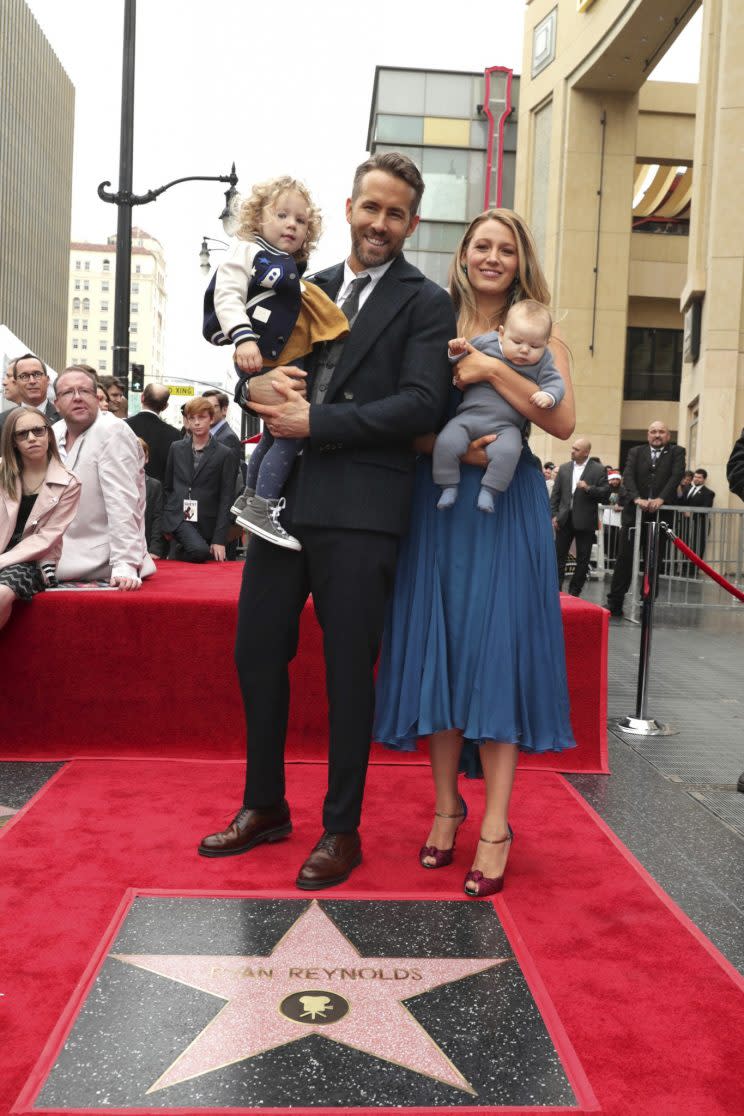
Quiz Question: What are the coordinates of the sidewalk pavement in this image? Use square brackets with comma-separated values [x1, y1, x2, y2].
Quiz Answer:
[569, 576, 744, 974]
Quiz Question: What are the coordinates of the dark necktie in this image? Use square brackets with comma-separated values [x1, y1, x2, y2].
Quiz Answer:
[340, 274, 371, 326]
[312, 275, 372, 403]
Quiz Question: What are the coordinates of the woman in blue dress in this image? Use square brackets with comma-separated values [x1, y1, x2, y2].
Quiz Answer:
[374, 209, 577, 897]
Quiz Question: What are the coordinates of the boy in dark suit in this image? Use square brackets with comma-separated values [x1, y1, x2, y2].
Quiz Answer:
[199, 152, 455, 889]
[162, 397, 237, 563]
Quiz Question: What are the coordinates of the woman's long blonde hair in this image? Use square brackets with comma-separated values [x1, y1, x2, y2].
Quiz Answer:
[0, 407, 60, 498]
[448, 208, 551, 338]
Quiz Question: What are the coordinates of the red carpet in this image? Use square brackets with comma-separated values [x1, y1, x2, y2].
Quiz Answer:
[2, 759, 742, 1115]
[0, 563, 608, 773]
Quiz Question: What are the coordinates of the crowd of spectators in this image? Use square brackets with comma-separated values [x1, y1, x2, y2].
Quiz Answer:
[0, 353, 246, 618]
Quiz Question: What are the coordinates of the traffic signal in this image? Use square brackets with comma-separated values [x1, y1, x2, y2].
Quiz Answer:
[130, 363, 145, 393]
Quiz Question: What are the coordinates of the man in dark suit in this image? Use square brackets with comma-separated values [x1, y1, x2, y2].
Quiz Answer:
[199, 152, 454, 889]
[681, 468, 715, 563]
[550, 438, 609, 596]
[0, 354, 59, 432]
[202, 389, 243, 461]
[162, 396, 236, 562]
[606, 420, 686, 616]
[126, 384, 180, 484]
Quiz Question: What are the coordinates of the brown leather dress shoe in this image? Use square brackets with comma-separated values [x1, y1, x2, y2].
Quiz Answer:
[198, 801, 291, 858]
[295, 831, 362, 890]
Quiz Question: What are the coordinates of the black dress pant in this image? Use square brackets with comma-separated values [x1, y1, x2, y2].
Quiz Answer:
[234, 525, 399, 833]
[607, 516, 668, 608]
[555, 515, 595, 595]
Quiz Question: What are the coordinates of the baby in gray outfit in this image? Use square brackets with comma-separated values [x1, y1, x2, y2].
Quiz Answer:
[434, 299, 564, 512]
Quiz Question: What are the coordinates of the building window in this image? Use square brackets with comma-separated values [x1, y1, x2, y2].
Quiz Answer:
[72, 297, 81, 310]
[532, 7, 557, 78]
[103, 259, 111, 271]
[75, 260, 81, 270]
[82, 298, 90, 312]
[130, 323, 138, 334]
[624, 327, 683, 401]
[102, 280, 109, 292]
[101, 301, 108, 312]
[135, 264, 141, 274]
[81, 340, 87, 351]
[82, 321, 88, 331]
[132, 282, 139, 294]
[83, 279, 89, 290]
[73, 319, 79, 330]
[84, 260, 90, 271]
[130, 342, 137, 353]
[99, 341, 107, 351]
[72, 339, 79, 351]
[74, 279, 81, 291]
[131, 303, 138, 314]
[99, 360, 107, 371]
[375, 114, 424, 145]
[100, 321, 108, 332]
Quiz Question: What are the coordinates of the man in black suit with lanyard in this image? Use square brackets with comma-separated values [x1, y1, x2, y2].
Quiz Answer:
[199, 152, 455, 889]
[606, 420, 685, 616]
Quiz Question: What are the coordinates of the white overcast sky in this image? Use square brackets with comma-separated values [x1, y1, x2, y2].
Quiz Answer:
[25, 0, 702, 387]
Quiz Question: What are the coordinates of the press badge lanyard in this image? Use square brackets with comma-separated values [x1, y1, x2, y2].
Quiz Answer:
[184, 457, 201, 522]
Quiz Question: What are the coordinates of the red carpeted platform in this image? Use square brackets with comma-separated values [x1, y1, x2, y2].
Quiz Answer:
[0, 562, 608, 773]
[2, 759, 743, 1115]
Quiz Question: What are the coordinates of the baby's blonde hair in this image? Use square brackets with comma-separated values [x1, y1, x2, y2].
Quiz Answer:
[235, 176, 321, 264]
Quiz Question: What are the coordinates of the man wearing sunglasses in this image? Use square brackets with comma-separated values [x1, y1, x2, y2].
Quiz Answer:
[0, 354, 59, 433]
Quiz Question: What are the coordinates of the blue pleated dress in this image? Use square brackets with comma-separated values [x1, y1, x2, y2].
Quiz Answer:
[374, 445, 576, 759]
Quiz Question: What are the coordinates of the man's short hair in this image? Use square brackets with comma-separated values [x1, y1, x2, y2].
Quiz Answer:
[142, 383, 171, 413]
[184, 396, 215, 418]
[351, 152, 425, 217]
[12, 352, 48, 378]
[694, 468, 708, 479]
[55, 366, 98, 394]
[202, 389, 229, 410]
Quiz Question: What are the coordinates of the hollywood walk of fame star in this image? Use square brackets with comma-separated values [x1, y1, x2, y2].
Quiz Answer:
[112, 901, 511, 1096]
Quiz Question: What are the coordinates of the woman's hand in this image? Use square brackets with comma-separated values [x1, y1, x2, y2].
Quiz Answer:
[452, 348, 499, 389]
[460, 433, 498, 467]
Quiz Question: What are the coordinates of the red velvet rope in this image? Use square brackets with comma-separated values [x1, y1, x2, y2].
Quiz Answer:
[659, 522, 744, 603]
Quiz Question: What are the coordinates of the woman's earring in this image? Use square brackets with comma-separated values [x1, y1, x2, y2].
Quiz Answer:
[461, 263, 468, 275]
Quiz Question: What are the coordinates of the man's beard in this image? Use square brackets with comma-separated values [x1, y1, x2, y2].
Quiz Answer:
[350, 228, 400, 269]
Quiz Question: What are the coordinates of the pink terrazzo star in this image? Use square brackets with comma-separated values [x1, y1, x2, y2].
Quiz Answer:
[112, 901, 509, 1095]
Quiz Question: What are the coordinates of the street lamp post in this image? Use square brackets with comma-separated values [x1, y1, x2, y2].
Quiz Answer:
[97, 0, 238, 388]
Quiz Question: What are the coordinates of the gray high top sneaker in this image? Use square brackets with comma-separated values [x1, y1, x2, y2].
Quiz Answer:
[236, 496, 301, 551]
[231, 486, 255, 518]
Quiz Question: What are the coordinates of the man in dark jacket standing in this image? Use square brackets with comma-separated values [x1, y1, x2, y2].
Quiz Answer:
[126, 384, 179, 484]
[550, 438, 609, 596]
[606, 420, 686, 617]
[198, 152, 454, 890]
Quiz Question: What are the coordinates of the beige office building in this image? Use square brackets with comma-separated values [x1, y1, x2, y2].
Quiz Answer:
[516, 0, 742, 505]
[0, 0, 74, 372]
[67, 229, 167, 381]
